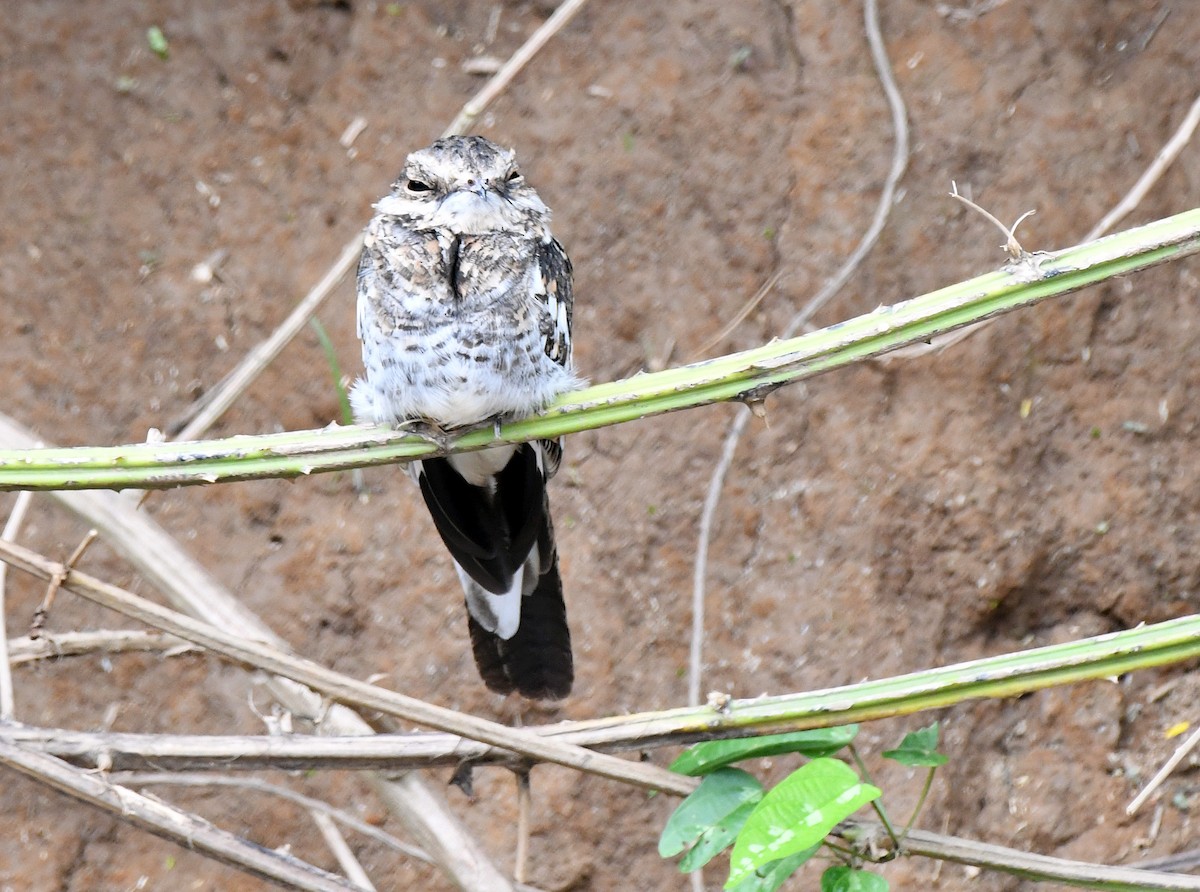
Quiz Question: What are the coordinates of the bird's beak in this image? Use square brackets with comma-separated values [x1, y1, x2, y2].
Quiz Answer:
[432, 188, 509, 233]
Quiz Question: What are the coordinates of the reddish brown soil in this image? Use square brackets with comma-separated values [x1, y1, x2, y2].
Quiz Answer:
[3, 1, 1200, 889]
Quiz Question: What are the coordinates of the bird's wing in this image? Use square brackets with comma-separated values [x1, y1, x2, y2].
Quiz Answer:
[413, 443, 548, 638]
[534, 236, 573, 479]
[536, 236, 574, 367]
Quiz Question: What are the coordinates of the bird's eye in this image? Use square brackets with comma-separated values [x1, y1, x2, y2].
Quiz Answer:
[506, 169, 523, 183]
[404, 178, 433, 194]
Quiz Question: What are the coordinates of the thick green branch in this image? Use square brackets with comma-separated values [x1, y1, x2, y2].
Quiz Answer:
[2, 208, 1199, 491]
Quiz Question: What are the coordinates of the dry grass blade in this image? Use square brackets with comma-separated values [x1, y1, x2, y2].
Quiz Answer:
[0, 740, 367, 891]
[689, 270, 781, 361]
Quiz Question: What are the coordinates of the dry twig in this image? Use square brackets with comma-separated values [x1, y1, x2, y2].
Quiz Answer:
[6, 629, 195, 665]
[1085, 94, 1200, 242]
[837, 819, 1200, 890]
[1127, 723, 1200, 816]
[311, 809, 377, 892]
[441, 0, 591, 138]
[0, 740, 366, 891]
[115, 772, 430, 863]
[514, 770, 532, 884]
[0, 490, 33, 719]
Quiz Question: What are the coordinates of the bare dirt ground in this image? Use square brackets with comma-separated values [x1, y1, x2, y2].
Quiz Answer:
[2, 1, 1200, 889]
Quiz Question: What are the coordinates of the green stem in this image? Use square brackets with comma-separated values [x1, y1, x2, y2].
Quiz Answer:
[849, 744, 899, 846]
[899, 768, 936, 843]
[821, 839, 859, 864]
[2, 208, 1199, 491]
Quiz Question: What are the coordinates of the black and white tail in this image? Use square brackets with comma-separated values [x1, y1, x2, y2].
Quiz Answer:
[413, 443, 572, 699]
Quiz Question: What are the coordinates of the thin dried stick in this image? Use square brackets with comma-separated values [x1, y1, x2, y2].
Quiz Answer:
[1127, 723, 1200, 816]
[688, 0, 908, 708]
[689, 270, 782, 361]
[0, 490, 33, 719]
[514, 771, 531, 884]
[0, 740, 366, 891]
[31, 527, 98, 637]
[837, 819, 1200, 890]
[0, 536, 696, 797]
[1085, 94, 1200, 242]
[6, 629, 195, 665]
[783, 0, 909, 340]
[114, 772, 431, 863]
[114, 773, 549, 892]
[689, 407, 751, 707]
[948, 183, 1036, 260]
[311, 809, 377, 891]
[441, 0, 591, 138]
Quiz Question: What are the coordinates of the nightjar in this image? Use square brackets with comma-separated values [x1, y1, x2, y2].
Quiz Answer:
[351, 136, 582, 699]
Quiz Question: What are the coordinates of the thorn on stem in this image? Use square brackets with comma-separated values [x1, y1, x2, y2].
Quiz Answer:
[738, 384, 778, 427]
[449, 761, 476, 799]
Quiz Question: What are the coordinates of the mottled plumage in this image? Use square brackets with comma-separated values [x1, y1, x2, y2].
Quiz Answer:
[351, 136, 582, 699]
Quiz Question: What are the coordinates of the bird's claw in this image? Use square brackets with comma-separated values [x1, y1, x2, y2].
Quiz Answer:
[396, 416, 507, 451]
[396, 419, 455, 451]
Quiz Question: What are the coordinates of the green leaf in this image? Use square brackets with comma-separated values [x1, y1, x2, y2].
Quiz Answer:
[146, 26, 169, 60]
[882, 722, 948, 767]
[679, 797, 758, 872]
[727, 848, 819, 892]
[671, 726, 860, 776]
[659, 769, 763, 859]
[821, 865, 889, 891]
[726, 758, 881, 888]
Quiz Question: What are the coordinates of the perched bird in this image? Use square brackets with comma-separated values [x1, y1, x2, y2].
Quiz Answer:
[351, 136, 583, 699]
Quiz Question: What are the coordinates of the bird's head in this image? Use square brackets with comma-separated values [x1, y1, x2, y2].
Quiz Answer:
[373, 136, 550, 235]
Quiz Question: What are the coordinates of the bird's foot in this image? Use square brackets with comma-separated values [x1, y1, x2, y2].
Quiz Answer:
[395, 419, 455, 451]
[444, 415, 509, 440]
[395, 416, 508, 451]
